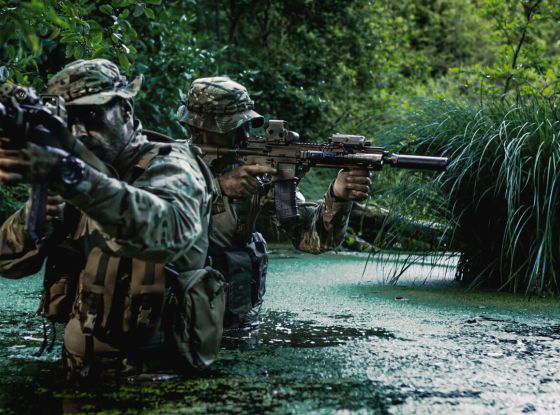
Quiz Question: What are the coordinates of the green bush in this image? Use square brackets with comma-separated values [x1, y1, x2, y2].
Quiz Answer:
[398, 98, 560, 295]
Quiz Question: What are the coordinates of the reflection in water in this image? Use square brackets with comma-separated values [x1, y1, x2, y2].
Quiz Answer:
[1, 251, 560, 414]
[222, 310, 394, 350]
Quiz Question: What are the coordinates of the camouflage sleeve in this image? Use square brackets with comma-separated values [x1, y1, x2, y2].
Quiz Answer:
[0, 202, 46, 278]
[54, 147, 207, 263]
[270, 181, 353, 254]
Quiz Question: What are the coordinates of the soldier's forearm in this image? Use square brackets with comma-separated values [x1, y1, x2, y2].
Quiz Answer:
[53, 162, 204, 261]
[281, 184, 352, 254]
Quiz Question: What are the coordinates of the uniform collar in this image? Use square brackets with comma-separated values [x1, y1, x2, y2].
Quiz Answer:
[111, 120, 151, 177]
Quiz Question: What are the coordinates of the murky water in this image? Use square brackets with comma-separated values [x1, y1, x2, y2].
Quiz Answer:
[1, 247, 559, 414]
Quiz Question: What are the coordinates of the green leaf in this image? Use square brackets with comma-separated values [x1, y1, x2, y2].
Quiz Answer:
[117, 51, 130, 70]
[144, 7, 155, 19]
[133, 4, 144, 17]
[112, 0, 135, 7]
[145, 0, 162, 4]
[99, 4, 113, 15]
[91, 29, 103, 45]
[46, 27, 61, 41]
[73, 46, 84, 59]
[111, 32, 123, 44]
[0, 66, 9, 82]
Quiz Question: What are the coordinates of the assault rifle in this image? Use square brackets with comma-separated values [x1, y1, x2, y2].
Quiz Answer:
[198, 120, 448, 224]
[0, 83, 110, 241]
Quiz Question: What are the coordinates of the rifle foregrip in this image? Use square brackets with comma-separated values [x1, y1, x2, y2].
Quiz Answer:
[274, 179, 300, 225]
[26, 183, 48, 242]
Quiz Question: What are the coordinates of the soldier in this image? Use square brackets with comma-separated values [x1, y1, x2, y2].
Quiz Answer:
[0, 59, 224, 377]
[177, 77, 371, 330]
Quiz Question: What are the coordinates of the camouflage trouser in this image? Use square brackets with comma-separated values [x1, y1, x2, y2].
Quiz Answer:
[62, 344, 178, 380]
[62, 346, 144, 379]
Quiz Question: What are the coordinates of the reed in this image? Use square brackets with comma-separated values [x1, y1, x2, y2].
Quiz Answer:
[380, 98, 560, 295]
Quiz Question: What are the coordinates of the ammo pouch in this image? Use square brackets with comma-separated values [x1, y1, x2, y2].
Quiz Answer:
[77, 248, 167, 349]
[211, 232, 268, 317]
[166, 266, 226, 371]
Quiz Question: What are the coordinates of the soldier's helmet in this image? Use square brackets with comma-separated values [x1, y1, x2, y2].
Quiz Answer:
[46, 59, 143, 106]
[177, 76, 264, 134]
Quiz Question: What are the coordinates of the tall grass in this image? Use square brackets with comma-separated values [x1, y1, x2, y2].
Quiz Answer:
[385, 98, 560, 294]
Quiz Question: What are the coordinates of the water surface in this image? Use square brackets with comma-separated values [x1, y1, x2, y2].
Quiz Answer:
[1, 247, 559, 414]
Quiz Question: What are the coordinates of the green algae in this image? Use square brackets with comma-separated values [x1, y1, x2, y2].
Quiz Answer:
[1, 247, 560, 414]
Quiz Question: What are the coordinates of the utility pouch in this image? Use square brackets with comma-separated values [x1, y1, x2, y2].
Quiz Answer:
[211, 232, 269, 317]
[167, 266, 226, 371]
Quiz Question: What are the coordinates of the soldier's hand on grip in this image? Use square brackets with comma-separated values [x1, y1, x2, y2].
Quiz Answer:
[218, 164, 277, 198]
[332, 168, 371, 201]
[0, 142, 66, 185]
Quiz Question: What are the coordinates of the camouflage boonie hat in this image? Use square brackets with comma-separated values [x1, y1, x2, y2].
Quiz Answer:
[177, 76, 264, 134]
[46, 59, 142, 106]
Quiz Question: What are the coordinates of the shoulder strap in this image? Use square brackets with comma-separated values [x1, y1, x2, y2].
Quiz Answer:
[142, 129, 175, 143]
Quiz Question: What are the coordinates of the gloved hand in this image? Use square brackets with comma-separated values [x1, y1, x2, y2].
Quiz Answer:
[332, 168, 371, 201]
[218, 164, 277, 198]
[0, 143, 67, 185]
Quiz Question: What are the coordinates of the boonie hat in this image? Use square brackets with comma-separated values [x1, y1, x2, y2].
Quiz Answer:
[46, 59, 142, 106]
[177, 76, 264, 134]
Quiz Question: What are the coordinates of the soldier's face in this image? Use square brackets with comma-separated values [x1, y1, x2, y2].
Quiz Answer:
[67, 99, 133, 164]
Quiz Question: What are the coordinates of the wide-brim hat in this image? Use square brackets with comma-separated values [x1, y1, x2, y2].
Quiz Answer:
[177, 76, 264, 134]
[47, 59, 142, 106]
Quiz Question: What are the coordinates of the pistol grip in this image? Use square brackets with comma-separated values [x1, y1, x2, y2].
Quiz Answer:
[274, 179, 300, 225]
[26, 183, 48, 242]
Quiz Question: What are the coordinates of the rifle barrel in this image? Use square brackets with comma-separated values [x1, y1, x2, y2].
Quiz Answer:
[384, 154, 448, 171]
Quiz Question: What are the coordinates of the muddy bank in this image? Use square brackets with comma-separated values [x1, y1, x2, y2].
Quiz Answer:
[0, 246, 559, 414]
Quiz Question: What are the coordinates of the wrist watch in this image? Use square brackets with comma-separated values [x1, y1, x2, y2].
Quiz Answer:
[54, 155, 85, 187]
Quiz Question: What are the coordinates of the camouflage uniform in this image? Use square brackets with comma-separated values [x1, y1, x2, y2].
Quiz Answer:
[0, 60, 212, 370]
[178, 77, 353, 328]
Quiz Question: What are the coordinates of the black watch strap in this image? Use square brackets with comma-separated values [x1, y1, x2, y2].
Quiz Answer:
[54, 155, 85, 188]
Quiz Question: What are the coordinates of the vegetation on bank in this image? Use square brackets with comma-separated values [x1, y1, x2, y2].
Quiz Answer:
[1, 0, 559, 294]
[387, 99, 560, 294]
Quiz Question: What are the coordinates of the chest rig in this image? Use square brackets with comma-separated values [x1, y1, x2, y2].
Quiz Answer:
[38, 133, 222, 371]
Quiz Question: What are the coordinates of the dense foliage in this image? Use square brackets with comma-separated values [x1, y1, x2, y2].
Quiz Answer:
[390, 98, 559, 294]
[1, 0, 559, 293]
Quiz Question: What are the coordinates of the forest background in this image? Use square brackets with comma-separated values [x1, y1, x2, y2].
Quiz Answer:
[1, 0, 559, 294]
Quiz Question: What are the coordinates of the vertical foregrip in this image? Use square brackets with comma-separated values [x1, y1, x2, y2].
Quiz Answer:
[26, 183, 48, 242]
[274, 179, 300, 225]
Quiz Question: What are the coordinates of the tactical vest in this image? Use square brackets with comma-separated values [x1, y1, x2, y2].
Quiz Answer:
[38, 133, 226, 373]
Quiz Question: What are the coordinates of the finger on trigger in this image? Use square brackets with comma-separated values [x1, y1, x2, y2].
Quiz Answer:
[244, 164, 277, 175]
